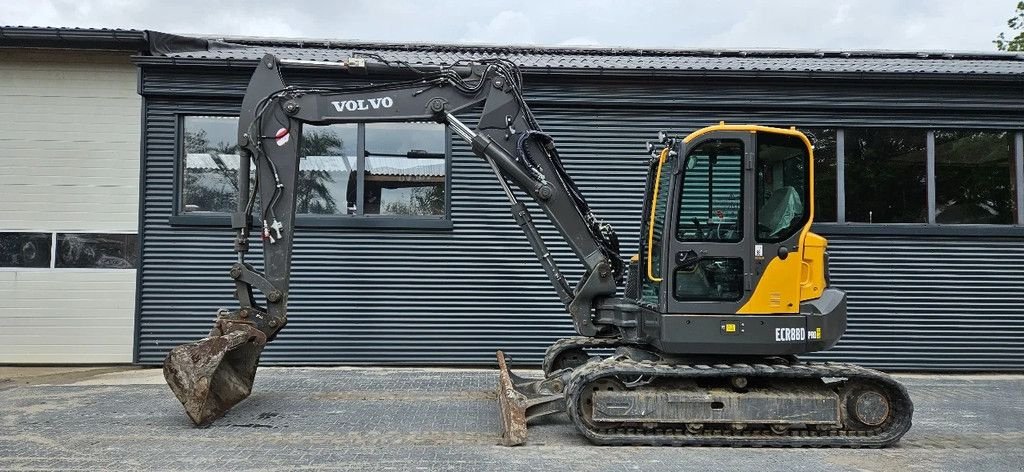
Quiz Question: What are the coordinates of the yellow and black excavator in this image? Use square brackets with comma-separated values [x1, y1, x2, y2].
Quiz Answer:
[163, 54, 913, 447]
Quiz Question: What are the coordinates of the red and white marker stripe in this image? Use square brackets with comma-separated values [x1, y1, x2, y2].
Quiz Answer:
[275, 127, 290, 146]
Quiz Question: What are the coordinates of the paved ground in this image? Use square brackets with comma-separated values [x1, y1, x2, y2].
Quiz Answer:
[1, 366, 1023, 471]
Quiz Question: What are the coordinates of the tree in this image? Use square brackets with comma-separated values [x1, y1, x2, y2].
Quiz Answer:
[994, 2, 1024, 51]
[297, 130, 344, 214]
[182, 128, 240, 212]
[382, 185, 445, 215]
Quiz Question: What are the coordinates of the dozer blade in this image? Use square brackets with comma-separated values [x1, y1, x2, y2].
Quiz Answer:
[496, 350, 569, 446]
[163, 321, 268, 426]
[496, 350, 529, 446]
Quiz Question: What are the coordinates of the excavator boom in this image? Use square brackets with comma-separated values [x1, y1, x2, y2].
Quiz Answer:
[163, 53, 624, 426]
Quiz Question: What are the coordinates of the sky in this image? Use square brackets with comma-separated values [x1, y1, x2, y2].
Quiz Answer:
[2, 0, 1018, 52]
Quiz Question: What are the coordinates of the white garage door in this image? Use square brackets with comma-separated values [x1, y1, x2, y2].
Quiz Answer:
[0, 48, 139, 363]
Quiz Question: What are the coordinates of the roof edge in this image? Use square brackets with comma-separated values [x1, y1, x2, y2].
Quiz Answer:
[131, 55, 1024, 83]
[200, 34, 1024, 62]
[0, 26, 148, 51]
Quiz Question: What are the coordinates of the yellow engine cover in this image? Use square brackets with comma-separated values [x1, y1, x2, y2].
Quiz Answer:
[736, 231, 828, 314]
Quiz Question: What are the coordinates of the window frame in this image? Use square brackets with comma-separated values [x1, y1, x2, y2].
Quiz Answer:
[170, 114, 454, 230]
[808, 127, 1024, 237]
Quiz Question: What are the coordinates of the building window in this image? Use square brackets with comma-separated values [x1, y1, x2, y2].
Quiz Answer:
[56, 233, 137, 269]
[0, 232, 137, 269]
[844, 128, 928, 223]
[934, 130, 1016, 224]
[299, 124, 358, 215]
[801, 128, 837, 223]
[179, 116, 449, 222]
[0, 232, 51, 268]
[181, 116, 243, 214]
[364, 123, 446, 216]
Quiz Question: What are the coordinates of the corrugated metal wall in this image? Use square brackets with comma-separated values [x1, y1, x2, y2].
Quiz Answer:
[136, 65, 1024, 371]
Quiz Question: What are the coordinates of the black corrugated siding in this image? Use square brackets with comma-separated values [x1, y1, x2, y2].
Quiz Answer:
[808, 236, 1024, 370]
[136, 66, 1024, 371]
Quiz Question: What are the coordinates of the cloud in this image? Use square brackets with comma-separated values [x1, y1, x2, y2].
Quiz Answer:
[460, 10, 536, 45]
[558, 36, 601, 47]
[0, 0, 1015, 51]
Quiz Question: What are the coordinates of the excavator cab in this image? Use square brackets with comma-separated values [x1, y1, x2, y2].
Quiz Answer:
[632, 125, 843, 355]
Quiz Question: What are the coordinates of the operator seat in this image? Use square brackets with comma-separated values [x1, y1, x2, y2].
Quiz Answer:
[759, 186, 803, 237]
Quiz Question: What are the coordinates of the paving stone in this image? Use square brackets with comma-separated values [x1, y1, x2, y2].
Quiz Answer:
[0, 368, 1022, 471]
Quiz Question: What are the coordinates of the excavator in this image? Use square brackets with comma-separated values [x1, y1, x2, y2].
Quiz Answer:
[163, 53, 913, 447]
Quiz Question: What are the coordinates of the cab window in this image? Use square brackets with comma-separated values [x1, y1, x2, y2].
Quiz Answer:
[676, 139, 744, 242]
[756, 133, 810, 242]
[640, 150, 677, 305]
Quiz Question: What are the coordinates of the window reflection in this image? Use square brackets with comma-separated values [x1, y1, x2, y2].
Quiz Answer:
[363, 123, 446, 216]
[182, 116, 242, 214]
[0, 232, 51, 268]
[56, 233, 138, 269]
[180, 117, 448, 219]
[844, 128, 927, 223]
[300, 125, 357, 215]
[935, 130, 1015, 224]
[800, 128, 837, 223]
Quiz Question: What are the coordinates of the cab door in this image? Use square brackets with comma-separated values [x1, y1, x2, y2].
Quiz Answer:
[739, 131, 814, 314]
[642, 128, 813, 316]
[662, 132, 754, 314]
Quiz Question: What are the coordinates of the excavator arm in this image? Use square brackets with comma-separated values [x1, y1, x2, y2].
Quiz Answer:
[163, 53, 624, 426]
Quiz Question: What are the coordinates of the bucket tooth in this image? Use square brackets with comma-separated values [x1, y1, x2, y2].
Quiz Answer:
[162, 321, 267, 426]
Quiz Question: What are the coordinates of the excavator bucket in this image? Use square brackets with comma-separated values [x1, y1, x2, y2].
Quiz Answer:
[496, 350, 568, 446]
[163, 321, 268, 426]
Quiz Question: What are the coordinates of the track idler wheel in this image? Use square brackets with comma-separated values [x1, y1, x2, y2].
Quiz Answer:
[851, 391, 891, 427]
[163, 320, 267, 426]
[843, 382, 894, 430]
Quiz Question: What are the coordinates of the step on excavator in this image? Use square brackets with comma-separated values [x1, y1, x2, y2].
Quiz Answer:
[163, 53, 913, 447]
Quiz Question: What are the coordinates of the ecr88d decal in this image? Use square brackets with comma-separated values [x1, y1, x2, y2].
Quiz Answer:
[775, 327, 822, 342]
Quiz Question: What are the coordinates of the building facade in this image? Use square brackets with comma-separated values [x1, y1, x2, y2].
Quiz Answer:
[3, 28, 1023, 370]
[131, 36, 1024, 371]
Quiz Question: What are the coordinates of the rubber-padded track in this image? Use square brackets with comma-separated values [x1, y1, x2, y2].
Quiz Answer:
[565, 357, 914, 447]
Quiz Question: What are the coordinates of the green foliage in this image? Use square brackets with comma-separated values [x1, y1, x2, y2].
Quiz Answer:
[382, 185, 445, 215]
[844, 129, 928, 223]
[994, 2, 1024, 51]
[934, 131, 1015, 224]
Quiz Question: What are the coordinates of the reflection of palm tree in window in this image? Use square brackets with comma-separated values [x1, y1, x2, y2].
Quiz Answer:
[298, 130, 343, 214]
[383, 185, 445, 215]
[183, 128, 241, 212]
